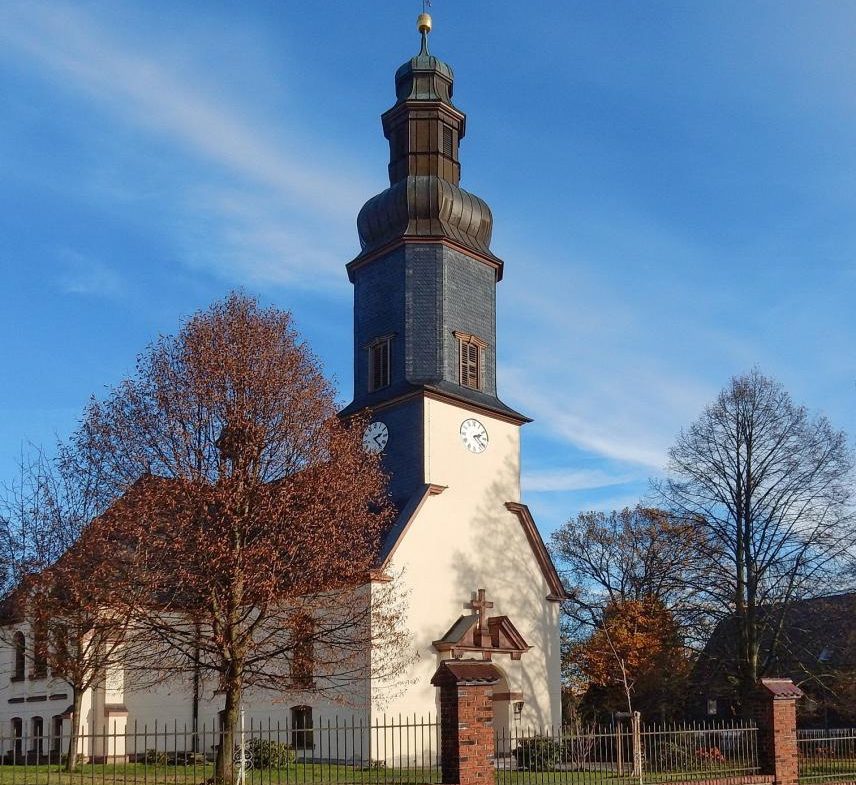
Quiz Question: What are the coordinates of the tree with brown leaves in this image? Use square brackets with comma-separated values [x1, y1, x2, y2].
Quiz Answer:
[573, 596, 689, 718]
[75, 293, 407, 783]
[0, 447, 140, 770]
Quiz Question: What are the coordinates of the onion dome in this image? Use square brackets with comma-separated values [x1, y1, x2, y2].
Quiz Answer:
[352, 14, 503, 273]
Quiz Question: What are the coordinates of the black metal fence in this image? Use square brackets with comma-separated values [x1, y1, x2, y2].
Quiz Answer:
[495, 719, 761, 785]
[798, 728, 856, 783]
[0, 716, 441, 784]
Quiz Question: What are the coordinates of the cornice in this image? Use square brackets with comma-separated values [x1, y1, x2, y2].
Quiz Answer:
[504, 502, 569, 602]
[347, 236, 504, 283]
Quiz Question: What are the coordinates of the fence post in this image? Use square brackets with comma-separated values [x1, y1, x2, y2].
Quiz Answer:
[754, 678, 803, 785]
[431, 660, 501, 785]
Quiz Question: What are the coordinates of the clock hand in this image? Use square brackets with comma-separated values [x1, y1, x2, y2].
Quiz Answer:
[373, 434, 384, 447]
[473, 434, 484, 448]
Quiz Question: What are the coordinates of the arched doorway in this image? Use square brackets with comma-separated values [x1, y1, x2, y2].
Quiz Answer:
[491, 667, 511, 757]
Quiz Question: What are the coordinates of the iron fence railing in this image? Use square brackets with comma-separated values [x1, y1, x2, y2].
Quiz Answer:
[798, 728, 856, 783]
[0, 715, 441, 784]
[495, 720, 761, 785]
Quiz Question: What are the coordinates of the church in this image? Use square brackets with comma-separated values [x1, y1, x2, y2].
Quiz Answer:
[0, 14, 564, 760]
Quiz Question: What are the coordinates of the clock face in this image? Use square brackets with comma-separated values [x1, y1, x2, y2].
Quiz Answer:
[460, 418, 489, 454]
[362, 421, 389, 454]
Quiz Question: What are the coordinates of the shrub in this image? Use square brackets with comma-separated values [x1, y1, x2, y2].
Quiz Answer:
[514, 736, 560, 771]
[245, 738, 295, 769]
[165, 751, 207, 766]
[143, 749, 167, 765]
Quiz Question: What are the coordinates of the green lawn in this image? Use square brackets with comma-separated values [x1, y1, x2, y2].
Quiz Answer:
[0, 763, 775, 785]
[799, 759, 856, 783]
[0, 762, 442, 785]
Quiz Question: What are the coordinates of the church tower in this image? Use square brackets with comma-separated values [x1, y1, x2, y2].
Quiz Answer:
[342, 16, 563, 729]
[340, 14, 528, 506]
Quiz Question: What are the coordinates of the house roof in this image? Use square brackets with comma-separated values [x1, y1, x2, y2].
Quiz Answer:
[694, 592, 856, 689]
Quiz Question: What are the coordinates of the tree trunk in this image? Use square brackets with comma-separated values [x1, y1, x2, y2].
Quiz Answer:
[64, 688, 83, 772]
[214, 679, 242, 784]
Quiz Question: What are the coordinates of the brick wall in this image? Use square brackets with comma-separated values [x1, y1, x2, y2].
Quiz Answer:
[432, 661, 500, 785]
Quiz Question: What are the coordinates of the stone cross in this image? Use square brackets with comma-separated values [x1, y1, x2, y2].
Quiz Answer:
[469, 588, 494, 646]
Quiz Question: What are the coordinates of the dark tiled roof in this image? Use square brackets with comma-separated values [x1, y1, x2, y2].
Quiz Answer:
[761, 679, 804, 700]
[430, 659, 502, 686]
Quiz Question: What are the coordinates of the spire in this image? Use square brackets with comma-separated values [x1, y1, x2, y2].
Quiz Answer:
[417, 10, 432, 54]
[351, 13, 502, 275]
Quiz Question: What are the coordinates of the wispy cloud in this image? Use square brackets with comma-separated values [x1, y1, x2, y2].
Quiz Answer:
[55, 250, 124, 298]
[522, 467, 637, 493]
[0, 3, 367, 291]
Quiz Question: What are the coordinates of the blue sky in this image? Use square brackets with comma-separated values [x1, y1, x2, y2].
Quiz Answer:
[1, 1, 854, 538]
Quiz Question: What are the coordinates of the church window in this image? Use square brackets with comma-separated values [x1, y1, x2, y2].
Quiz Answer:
[32, 624, 48, 679]
[51, 716, 63, 755]
[442, 126, 453, 158]
[11, 718, 22, 758]
[290, 614, 314, 689]
[290, 705, 314, 750]
[456, 333, 486, 391]
[11, 632, 25, 681]
[30, 716, 44, 756]
[368, 337, 391, 392]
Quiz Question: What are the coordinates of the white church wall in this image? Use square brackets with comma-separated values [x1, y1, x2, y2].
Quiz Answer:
[373, 397, 562, 730]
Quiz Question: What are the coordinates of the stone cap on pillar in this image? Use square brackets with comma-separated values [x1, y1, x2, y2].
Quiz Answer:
[760, 678, 804, 700]
[431, 659, 502, 687]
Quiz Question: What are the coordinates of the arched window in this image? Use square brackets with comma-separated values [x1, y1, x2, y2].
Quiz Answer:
[51, 716, 64, 756]
[32, 625, 48, 679]
[30, 716, 44, 756]
[289, 614, 314, 689]
[11, 632, 25, 681]
[11, 717, 22, 758]
[290, 706, 313, 750]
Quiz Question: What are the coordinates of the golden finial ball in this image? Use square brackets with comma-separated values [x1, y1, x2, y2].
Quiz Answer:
[417, 12, 432, 34]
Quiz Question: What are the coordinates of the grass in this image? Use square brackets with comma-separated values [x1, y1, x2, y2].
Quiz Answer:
[0, 762, 777, 785]
[0, 762, 443, 785]
[799, 758, 856, 783]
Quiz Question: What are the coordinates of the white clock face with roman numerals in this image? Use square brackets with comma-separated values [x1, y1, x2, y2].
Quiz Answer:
[362, 421, 389, 454]
[460, 418, 489, 454]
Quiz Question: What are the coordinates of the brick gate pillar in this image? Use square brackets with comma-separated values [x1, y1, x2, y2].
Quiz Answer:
[431, 660, 501, 785]
[754, 678, 803, 785]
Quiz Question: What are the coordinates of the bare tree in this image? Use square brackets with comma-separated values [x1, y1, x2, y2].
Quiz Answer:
[75, 293, 409, 783]
[551, 506, 706, 643]
[656, 368, 854, 709]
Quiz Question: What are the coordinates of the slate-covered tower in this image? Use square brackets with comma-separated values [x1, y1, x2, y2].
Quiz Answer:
[341, 16, 527, 505]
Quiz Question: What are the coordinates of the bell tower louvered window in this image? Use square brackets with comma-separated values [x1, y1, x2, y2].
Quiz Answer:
[455, 332, 486, 391]
[368, 337, 392, 392]
[442, 126, 453, 158]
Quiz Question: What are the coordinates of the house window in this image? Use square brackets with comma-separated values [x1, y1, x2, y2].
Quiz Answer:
[291, 706, 314, 750]
[32, 625, 48, 680]
[12, 632, 25, 681]
[706, 699, 718, 716]
[290, 615, 314, 689]
[456, 332, 486, 391]
[368, 337, 391, 392]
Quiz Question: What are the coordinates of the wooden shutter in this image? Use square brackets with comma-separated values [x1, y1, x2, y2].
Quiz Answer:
[442, 126, 453, 158]
[369, 339, 391, 391]
[459, 338, 481, 390]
